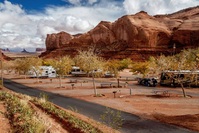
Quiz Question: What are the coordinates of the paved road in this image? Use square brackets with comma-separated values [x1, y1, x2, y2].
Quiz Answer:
[4, 78, 197, 133]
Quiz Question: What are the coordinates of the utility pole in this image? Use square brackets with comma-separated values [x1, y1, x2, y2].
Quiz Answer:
[0, 49, 3, 87]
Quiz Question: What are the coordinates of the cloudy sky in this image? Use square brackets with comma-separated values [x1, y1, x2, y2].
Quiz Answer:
[0, 0, 198, 52]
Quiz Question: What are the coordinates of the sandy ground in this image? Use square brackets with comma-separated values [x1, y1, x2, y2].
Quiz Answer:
[0, 101, 11, 133]
[2, 70, 199, 132]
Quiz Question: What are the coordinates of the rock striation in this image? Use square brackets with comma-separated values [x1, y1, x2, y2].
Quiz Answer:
[41, 6, 199, 61]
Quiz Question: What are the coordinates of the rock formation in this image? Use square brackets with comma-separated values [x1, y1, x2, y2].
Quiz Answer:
[36, 48, 46, 53]
[41, 6, 199, 61]
[0, 52, 12, 61]
[21, 49, 29, 53]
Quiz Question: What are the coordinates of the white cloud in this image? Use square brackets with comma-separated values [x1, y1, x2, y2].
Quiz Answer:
[123, 0, 199, 15]
[68, 0, 81, 6]
[65, 0, 99, 5]
[88, 0, 98, 5]
[0, 0, 24, 14]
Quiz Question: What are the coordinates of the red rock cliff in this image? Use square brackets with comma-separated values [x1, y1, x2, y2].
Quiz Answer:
[42, 6, 199, 61]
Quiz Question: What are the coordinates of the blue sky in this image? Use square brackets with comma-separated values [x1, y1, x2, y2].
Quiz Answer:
[0, 0, 198, 52]
[6, 0, 70, 11]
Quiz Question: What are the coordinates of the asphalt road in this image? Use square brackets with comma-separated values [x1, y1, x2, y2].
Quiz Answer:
[4, 78, 197, 133]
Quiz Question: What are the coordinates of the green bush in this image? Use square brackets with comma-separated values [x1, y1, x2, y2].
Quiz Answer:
[100, 107, 123, 130]
[0, 91, 45, 133]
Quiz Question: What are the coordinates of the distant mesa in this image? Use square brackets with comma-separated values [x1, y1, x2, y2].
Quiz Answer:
[5, 48, 10, 52]
[1, 48, 10, 52]
[40, 6, 199, 61]
[21, 49, 29, 53]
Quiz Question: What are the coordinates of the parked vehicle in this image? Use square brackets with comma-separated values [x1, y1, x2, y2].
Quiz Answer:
[28, 66, 56, 78]
[104, 71, 115, 78]
[138, 78, 157, 87]
[70, 66, 87, 76]
[160, 70, 199, 87]
[88, 69, 103, 77]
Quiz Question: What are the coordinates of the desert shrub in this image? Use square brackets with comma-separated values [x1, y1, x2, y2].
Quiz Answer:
[33, 96, 102, 133]
[0, 91, 45, 133]
[100, 107, 123, 130]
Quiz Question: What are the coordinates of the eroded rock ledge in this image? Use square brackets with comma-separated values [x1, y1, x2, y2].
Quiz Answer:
[41, 6, 199, 61]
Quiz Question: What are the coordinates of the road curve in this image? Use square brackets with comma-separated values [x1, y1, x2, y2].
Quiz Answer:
[4, 79, 197, 133]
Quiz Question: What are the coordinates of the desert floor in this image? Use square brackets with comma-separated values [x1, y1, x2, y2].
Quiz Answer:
[1, 70, 199, 132]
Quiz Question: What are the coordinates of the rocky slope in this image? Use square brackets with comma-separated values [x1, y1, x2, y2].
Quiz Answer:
[41, 6, 199, 61]
[0, 52, 12, 61]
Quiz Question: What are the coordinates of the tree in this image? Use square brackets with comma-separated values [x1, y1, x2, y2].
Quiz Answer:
[46, 56, 73, 88]
[104, 60, 120, 78]
[74, 49, 105, 96]
[13, 57, 43, 81]
[148, 49, 198, 97]
[104, 58, 132, 78]
[131, 61, 149, 77]
[29, 58, 43, 82]
[3, 60, 15, 74]
[118, 58, 132, 70]
[14, 58, 31, 76]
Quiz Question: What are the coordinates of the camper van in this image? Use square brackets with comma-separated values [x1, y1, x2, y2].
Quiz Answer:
[160, 70, 199, 87]
[28, 66, 56, 78]
[70, 66, 87, 76]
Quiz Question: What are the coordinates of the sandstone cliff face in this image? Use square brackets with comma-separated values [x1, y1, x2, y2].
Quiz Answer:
[172, 16, 199, 48]
[46, 31, 73, 51]
[42, 6, 199, 61]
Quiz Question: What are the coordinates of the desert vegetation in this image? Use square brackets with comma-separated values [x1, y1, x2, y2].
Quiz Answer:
[46, 56, 73, 88]
[0, 91, 46, 132]
[2, 48, 199, 97]
[4, 50, 132, 79]
[2, 49, 132, 96]
[131, 48, 199, 97]
[0, 90, 103, 133]
[100, 107, 123, 130]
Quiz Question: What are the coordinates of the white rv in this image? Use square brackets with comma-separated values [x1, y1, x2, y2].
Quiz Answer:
[28, 66, 56, 78]
[71, 66, 87, 76]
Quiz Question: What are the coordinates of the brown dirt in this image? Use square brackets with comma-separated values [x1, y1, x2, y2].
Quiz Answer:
[0, 102, 11, 133]
[153, 113, 199, 132]
[2, 71, 199, 132]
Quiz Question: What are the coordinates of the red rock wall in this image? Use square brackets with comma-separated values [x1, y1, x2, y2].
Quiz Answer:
[42, 7, 199, 61]
[46, 31, 73, 51]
